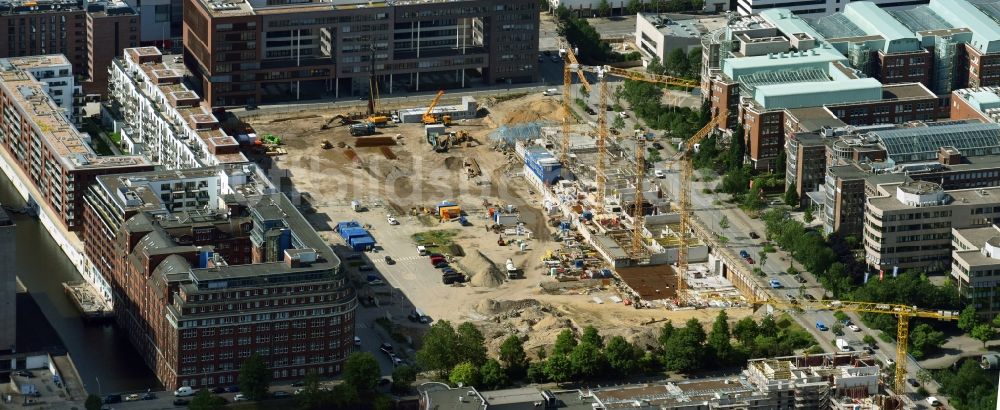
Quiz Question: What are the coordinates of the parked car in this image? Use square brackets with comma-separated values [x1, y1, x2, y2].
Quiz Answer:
[15, 371, 34, 378]
[551, 55, 561, 62]
[225, 386, 241, 393]
[769, 279, 783, 289]
[354, 336, 362, 346]
[739, 250, 750, 259]
[654, 170, 665, 178]
[441, 267, 457, 275]
[651, 142, 664, 150]
[103, 394, 122, 404]
[745, 256, 754, 264]
[815, 321, 828, 331]
[358, 264, 373, 271]
[848, 324, 861, 332]
[926, 396, 940, 407]
[391, 355, 405, 367]
[380, 343, 394, 355]
[210, 387, 226, 394]
[584, 107, 597, 115]
[387, 215, 399, 225]
[174, 386, 195, 397]
[434, 262, 449, 269]
[124, 394, 141, 402]
[367, 278, 385, 286]
[234, 393, 248, 402]
[618, 111, 629, 118]
[272, 391, 292, 398]
[803, 294, 817, 301]
[384, 256, 395, 265]
[141, 392, 157, 401]
[908, 378, 919, 387]
[173, 398, 190, 406]
[794, 275, 807, 283]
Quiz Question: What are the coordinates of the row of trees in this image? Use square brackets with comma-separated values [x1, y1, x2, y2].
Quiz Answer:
[553, 7, 640, 64]
[592, 0, 705, 16]
[417, 312, 817, 391]
[647, 48, 702, 81]
[937, 359, 998, 410]
[617, 79, 710, 138]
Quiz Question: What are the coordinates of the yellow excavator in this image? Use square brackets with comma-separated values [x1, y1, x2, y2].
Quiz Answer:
[422, 90, 451, 125]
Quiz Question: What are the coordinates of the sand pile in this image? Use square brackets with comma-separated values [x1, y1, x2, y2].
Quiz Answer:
[458, 250, 505, 287]
[502, 99, 561, 124]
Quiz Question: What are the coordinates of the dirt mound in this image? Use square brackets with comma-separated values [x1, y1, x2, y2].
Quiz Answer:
[501, 99, 561, 124]
[458, 251, 505, 288]
[443, 156, 464, 170]
[475, 299, 541, 315]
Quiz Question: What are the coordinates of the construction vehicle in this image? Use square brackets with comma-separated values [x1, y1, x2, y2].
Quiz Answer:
[321, 114, 355, 129]
[754, 296, 958, 394]
[422, 90, 452, 125]
[350, 122, 376, 136]
[320, 140, 333, 149]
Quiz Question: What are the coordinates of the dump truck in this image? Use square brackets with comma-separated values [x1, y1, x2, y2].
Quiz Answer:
[350, 122, 376, 136]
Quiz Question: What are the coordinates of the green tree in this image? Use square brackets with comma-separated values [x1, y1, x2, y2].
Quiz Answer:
[417, 320, 460, 376]
[937, 360, 998, 410]
[958, 305, 979, 333]
[449, 362, 481, 387]
[190, 389, 227, 410]
[238, 353, 271, 401]
[718, 215, 730, 230]
[391, 365, 418, 395]
[85, 395, 103, 410]
[570, 342, 605, 379]
[909, 323, 946, 359]
[626, 0, 643, 14]
[732, 316, 759, 347]
[544, 354, 574, 382]
[597, 0, 611, 16]
[527, 361, 548, 383]
[972, 324, 995, 348]
[553, 329, 578, 356]
[658, 320, 675, 347]
[330, 383, 360, 408]
[295, 370, 326, 410]
[742, 185, 764, 211]
[686, 48, 702, 79]
[499, 335, 529, 379]
[604, 335, 642, 375]
[581, 325, 604, 347]
[664, 48, 689, 77]
[662, 319, 706, 372]
[862, 334, 877, 346]
[783, 186, 799, 207]
[479, 359, 509, 389]
[993, 313, 1000, 328]
[344, 352, 381, 394]
[707, 310, 735, 366]
[647, 59, 665, 75]
[803, 206, 814, 223]
[456, 322, 488, 366]
[373, 395, 394, 410]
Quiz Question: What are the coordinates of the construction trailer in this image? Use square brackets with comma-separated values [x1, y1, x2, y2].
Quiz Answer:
[399, 96, 478, 123]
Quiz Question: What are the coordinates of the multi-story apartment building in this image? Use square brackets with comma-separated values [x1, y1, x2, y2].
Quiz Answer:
[952, 225, 1000, 319]
[83, 164, 356, 390]
[106, 46, 247, 168]
[702, 0, 1000, 169]
[1, 55, 77, 120]
[124, 0, 183, 49]
[0, 0, 140, 95]
[0, 208, 14, 353]
[0, 55, 151, 231]
[863, 181, 1000, 272]
[182, 0, 539, 107]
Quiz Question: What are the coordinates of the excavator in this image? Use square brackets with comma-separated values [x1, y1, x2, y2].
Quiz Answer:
[422, 90, 451, 125]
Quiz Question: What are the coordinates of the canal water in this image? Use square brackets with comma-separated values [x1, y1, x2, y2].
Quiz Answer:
[0, 171, 159, 393]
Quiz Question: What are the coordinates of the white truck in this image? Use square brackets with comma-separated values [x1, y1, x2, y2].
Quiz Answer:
[835, 338, 852, 352]
[351, 200, 361, 212]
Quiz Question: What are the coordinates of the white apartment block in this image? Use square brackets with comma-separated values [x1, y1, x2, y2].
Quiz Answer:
[0, 55, 78, 121]
[106, 46, 246, 169]
[952, 225, 1000, 318]
[735, 0, 928, 16]
[863, 180, 1000, 273]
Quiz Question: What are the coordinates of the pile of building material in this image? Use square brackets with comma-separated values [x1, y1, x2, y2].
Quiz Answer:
[458, 250, 505, 288]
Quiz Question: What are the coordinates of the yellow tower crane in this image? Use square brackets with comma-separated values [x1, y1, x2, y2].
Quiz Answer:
[559, 44, 592, 166]
[630, 134, 646, 259]
[754, 297, 958, 394]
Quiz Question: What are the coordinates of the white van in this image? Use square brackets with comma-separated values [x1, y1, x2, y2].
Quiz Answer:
[174, 386, 194, 397]
[543, 88, 559, 96]
[416, 245, 427, 256]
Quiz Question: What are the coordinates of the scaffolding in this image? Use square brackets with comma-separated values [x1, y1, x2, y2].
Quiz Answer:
[488, 121, 553, 148]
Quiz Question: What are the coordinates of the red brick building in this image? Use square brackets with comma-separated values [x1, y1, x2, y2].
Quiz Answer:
[83, 166, 356, 390]
[0, 0, 139, 95]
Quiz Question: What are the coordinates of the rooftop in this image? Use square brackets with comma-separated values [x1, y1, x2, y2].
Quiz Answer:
[786, 106, 846, 131]
[954, 225, 1000, 267]
[753, 78, 883, 110]
[0, 55, 70, 70]
[841, 2, 922, 53]
[638, 13, 727, 39]
[870, 184, 1000, 211]
[0, 0, 135, 15]
[929, 0, 1000, 54]
[0, 57, 148, 171]
[870, 121, 1000, 162]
